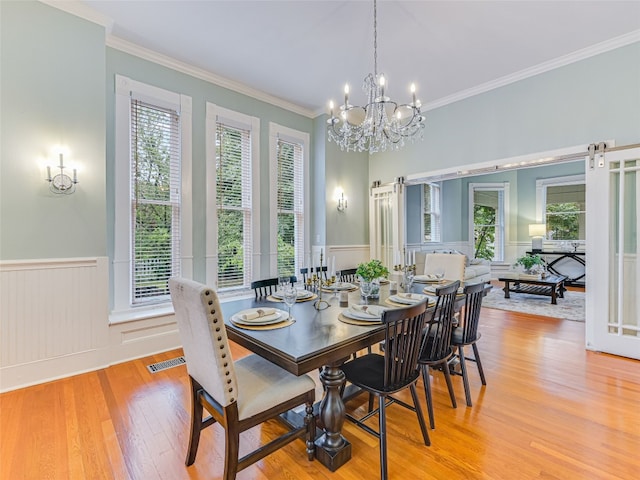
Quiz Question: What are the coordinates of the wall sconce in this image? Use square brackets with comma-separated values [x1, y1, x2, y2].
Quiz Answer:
[528, 223, 546, 252]
[46, 153, 78, 194]
[337, 192, 348, 212]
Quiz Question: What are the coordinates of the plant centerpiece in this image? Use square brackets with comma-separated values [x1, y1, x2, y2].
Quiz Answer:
[514, 254, 545, 276]
[356, 259, 390, 299]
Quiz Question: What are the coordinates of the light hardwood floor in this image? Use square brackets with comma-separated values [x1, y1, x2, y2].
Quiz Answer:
[2, 306, 639, 479]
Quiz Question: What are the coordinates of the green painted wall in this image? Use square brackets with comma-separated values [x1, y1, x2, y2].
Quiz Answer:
[369, 42, 640, 184]
[0, 1, 106, 260]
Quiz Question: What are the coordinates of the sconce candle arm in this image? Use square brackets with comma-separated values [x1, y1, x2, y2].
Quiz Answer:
[45, 153, 78, 195]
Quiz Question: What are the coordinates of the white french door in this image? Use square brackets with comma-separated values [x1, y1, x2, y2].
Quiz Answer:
[369, 182, 405, 271]
[586, 147, 640, 359]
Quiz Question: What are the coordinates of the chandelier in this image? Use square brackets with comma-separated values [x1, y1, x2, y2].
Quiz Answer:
[327, 0, 425, 154]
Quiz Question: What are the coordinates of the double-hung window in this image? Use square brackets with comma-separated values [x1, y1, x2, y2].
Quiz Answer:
[113, 75, 192, 319]
[423, 183, 441, 242]
[206, 104, 259, 290]
[269, 123, 309, 278]
[469, 183, 508, 261]
[536, 175, 586, 241]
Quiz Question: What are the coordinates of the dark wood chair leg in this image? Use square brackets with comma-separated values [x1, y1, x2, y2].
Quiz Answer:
[442, 360, 458, 409]
[410, 383, 430, 446]
[458, 346, 473, 407]
[186, 381, 203, 466]
[305, 401, 316, 461]
[472, 342, 487, 385]
[223, 425, 240, 480]
[378, 394, 388, 480]
[368, 392, 375, 413]
[421, 365, 435, 429]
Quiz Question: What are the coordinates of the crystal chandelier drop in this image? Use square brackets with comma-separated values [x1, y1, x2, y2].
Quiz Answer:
[327, 0, 425, 154]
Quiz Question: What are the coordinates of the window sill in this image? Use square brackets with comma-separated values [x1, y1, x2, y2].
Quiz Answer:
[109, 290, 255, 326]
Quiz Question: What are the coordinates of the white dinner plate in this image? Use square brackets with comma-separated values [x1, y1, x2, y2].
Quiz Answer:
[231, 308, 288, 325]
[271, 289, 313, 300]
[347, 304, 386, 320]
[342, 308, 382, 322]
[326, 282, 356, 291]
[388, 293, 428, 305]
[414, 274, 442, 283]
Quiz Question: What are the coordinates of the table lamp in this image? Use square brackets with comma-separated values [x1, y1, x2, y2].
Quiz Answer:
[529, 223, 546, 252]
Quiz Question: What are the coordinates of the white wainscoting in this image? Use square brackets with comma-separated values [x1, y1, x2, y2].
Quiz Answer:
[0, 257, 182, 393]
[326, 244, 371, 270]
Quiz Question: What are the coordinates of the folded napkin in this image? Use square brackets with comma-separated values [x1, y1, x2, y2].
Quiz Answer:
[414, 274, 439, 281]
[391, 292, 428, 304]
[240, 308, 276, 321]
[350, 304, 385, 318]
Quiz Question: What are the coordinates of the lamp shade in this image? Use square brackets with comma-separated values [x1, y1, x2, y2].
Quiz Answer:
[528, 224, 546, 237]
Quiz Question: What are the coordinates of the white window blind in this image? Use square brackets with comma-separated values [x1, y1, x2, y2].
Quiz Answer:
[216, 122, 253, 289]
[130, 99, 181, 304]
[423, 183, 441, 242]
[277, 137, 304, 277]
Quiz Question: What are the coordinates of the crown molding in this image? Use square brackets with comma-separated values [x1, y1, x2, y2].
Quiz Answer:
[423, 30, 640, 112]
[106, 36, 315, 119]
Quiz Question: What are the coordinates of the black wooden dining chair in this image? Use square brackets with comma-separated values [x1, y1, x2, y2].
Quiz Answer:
[169, 278, 316, 480]
[451, 282, 487, 407]
[250, 278, 279, 299]
[339, 268, 358, 283]
[341, 302, 431, 480]
[418, 280, 460, 429]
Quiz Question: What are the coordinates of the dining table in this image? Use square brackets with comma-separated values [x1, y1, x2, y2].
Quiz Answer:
[220, 280, 468, 471]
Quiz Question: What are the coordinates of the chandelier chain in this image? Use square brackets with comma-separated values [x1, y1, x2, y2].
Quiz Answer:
[373, 0, 377, 76]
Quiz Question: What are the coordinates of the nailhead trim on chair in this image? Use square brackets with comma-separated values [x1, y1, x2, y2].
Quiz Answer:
[203, 288, 237, 404]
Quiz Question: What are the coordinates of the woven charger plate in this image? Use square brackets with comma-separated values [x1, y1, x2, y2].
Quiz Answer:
[338, 313, 381, 326]
[230, 318, 295, 331]
[267, 293, 318, 303]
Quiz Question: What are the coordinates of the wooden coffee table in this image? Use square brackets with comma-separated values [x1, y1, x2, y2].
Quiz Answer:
[498, 273, 567, 304]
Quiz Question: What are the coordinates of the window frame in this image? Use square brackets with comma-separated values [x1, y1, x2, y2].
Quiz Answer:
[268, 123, 309, 277]
[468, 182, 509, 262]
[112, 75, 192, 322]
[422, 182, 442, 243]
[205, 103, 260, 290]
[536, 174, 586, 242]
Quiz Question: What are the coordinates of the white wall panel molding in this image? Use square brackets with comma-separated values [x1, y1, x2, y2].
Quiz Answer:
[326, 245, 370, 270]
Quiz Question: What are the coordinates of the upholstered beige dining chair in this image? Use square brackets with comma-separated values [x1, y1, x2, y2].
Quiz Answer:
[169, 278, 316, 480]
[423, 253, 467, 283]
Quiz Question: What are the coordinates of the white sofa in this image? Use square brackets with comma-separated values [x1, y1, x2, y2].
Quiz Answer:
[416, 251, 491, 285]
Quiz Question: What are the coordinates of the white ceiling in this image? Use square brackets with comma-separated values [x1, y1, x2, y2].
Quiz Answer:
[74, 1, 640, 116]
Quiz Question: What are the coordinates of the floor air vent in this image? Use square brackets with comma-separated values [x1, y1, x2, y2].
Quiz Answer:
[147, 356, 186, 373]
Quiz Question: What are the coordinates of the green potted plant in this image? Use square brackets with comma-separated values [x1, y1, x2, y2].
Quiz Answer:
[514, 254, 545, 275]
[356, 259, 390, 298]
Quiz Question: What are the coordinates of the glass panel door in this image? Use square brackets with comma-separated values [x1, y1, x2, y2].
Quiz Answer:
[370, 182, 405, 271]
[587, 147, 639, 359]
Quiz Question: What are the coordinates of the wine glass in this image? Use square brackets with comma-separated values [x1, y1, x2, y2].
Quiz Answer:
[404, 269, 415, 292]
[283, 284, 297, 320]
[360, 280, 372, 305]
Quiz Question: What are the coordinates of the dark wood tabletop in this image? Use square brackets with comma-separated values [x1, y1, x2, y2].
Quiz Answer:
[221, 289, 388, 376]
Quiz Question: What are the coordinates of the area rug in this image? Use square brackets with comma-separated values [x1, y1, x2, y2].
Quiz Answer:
[482, 286, 585, 322]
